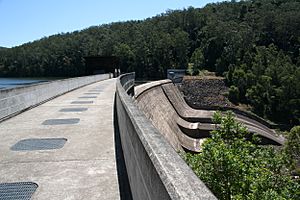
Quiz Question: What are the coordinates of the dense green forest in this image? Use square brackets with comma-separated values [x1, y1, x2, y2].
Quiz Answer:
[0, 0, 299, 126]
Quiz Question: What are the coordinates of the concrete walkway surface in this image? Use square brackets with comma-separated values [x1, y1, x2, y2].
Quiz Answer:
[0, 78, 123, 199]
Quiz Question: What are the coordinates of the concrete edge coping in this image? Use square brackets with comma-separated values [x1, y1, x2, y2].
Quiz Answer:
[134, 79, 172, 99]
[117, 73, 217, 200]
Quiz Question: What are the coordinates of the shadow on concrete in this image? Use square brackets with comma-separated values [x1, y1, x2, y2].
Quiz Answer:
[113, 95, 133, 200]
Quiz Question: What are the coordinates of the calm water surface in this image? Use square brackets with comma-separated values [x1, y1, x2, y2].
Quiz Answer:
[0, 78, 55, 90]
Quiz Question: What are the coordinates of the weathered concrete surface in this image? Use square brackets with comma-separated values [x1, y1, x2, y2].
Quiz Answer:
[135, 80, 284, 153]
[0, 78, 120, 200]
[0, 74, 110, 121]
[135, 84, 203, 152]
[161, 83, 284, 145]
[116, 73, 217, 200]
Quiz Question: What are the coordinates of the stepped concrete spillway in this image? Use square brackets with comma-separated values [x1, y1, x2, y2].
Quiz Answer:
[0, 78, 121, 199]
[135, 80, 285, 152]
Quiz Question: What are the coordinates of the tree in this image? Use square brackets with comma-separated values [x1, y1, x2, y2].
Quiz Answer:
[171, 29, 189, 68]
[184, 112, 300, 200]
[113, 43, 135, 73]
[228, 85, 240, 104]
[190, 47, 205, 75]
[231, 68, 247, 100]
[285, 126, 300, 173]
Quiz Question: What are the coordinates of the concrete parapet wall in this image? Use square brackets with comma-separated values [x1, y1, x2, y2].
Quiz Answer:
[0, 74, 110, 121]
[115, 73, 216, 200]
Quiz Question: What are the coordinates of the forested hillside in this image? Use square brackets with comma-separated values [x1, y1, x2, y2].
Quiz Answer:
[0, 0, 299, 125]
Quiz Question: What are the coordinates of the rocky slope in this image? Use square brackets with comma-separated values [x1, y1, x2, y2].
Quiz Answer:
[177, 76, 234, 109]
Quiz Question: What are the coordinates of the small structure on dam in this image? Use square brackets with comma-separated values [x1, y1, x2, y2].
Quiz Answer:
[167, 69, 186, 83]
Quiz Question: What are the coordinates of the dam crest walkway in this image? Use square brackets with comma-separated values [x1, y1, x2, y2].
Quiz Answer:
[0, 78, 122, 200]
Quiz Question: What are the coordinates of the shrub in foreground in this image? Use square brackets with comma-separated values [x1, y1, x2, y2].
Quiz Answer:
[184, 112, 300, 199]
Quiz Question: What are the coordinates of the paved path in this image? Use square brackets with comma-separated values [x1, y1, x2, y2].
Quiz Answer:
[0, 78, 120, 199]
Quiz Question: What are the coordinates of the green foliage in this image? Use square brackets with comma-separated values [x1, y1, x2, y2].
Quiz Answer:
[285, 126, 300, 172]
[232, 44, 300, 125]
[187, 63, 194, 75]
[0, 0, 299, 125]
[231, 69, 247, 99]
[190, 47, 205, 75]
[184, 112, 300, 200]
[228, 85, 240, 104]
[113, 43, 135, 73]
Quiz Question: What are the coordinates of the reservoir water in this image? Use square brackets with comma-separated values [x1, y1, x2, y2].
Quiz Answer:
[0, 78, 51, 90]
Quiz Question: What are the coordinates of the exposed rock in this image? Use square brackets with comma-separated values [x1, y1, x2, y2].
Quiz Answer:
[177, 76, 234, 109]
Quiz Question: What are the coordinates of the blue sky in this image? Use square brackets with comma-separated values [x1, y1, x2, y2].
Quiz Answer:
[0, 0, 222, 47]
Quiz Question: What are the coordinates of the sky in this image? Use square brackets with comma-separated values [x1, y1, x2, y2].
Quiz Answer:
[0, 0, 222, 48]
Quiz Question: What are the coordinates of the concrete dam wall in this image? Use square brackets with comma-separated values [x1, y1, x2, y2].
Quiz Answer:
[115, 73, 217, 199]
[0, 74, 110, 121]
[135, 80, 285, 153]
